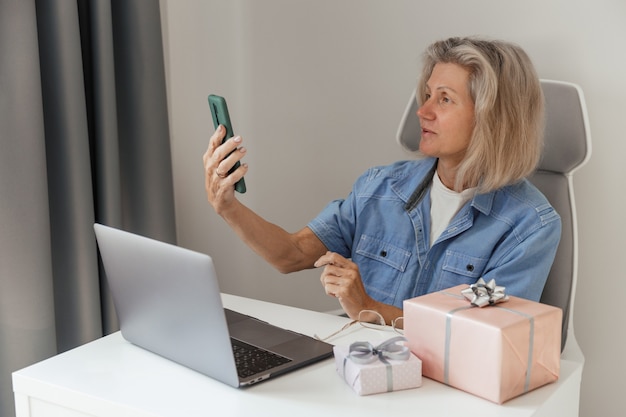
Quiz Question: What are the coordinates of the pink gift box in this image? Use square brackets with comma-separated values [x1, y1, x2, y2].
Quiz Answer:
[403, 285, 561, 404]
[334, 339, 422, 396]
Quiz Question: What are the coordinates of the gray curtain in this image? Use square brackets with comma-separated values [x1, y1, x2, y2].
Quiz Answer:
[0, 1, 176, 416]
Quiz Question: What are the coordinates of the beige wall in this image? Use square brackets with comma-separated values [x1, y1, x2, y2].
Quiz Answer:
[160, 1, 625, 415]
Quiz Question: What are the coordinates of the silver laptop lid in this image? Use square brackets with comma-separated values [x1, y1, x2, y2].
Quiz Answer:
[94, 223, 240, 387]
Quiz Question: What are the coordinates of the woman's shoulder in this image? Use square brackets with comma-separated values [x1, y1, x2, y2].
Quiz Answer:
[502, 179, 551, 205]
[361, 157, 436, 182]
[489, 179, 560, 225]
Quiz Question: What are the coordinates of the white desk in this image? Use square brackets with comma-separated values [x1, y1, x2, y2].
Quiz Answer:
[13, 294, 584, 417]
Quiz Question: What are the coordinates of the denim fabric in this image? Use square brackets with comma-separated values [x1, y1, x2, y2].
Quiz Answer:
[308, 157, 561, 308]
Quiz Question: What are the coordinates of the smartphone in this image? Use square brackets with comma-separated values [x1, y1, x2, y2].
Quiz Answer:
[208, 94, 247, 193]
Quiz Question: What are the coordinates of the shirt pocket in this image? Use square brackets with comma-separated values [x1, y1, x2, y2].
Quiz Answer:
[355, 235, 411, 272]
[440, 250, 488, 286]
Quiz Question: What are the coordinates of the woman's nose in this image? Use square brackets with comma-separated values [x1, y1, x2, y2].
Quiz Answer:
[416, 100, 433, 120]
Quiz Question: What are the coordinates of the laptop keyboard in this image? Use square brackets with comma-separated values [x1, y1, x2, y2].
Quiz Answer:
[231, 338, 292, 379]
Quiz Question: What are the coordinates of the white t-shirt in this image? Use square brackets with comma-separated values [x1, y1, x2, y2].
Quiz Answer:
[430, 172, 476, 247]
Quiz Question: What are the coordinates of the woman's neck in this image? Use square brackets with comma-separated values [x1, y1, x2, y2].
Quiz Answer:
[436, 161, 477, 192]
[436, 164, 458, 191]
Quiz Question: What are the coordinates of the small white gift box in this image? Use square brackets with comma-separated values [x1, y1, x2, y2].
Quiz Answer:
[334, 336, 422, 396]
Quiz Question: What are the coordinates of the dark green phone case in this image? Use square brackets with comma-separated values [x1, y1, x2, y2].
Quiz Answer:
[208, 94, 246, 193]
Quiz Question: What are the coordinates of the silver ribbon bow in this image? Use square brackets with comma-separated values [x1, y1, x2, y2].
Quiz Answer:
[347, 336, 410, 364]
[461, 278, 509, 307]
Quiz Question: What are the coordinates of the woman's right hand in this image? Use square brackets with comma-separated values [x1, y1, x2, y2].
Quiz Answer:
[202, 125, 248, 215]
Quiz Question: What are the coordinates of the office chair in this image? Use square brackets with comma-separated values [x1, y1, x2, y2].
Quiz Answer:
[396, 79, 592, 353]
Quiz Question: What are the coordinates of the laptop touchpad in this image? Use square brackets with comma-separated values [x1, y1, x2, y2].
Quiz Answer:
[228, 318, 300, 349]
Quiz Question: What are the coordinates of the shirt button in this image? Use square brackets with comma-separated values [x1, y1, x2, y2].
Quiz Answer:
[466, 264, 474, 272]
[380, 250, 387, 257]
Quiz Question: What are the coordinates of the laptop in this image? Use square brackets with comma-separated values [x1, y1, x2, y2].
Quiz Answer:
[93, 223, 333, 387]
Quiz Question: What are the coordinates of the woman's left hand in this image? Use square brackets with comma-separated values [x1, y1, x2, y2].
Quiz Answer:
[314, 251, 376, 320]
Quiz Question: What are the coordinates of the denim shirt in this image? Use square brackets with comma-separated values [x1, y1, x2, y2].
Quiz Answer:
[307, 158, 561, 308]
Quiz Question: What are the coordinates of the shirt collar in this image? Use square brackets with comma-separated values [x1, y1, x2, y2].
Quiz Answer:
[390, 157, 497, 215]
[470, 191, 495, 215]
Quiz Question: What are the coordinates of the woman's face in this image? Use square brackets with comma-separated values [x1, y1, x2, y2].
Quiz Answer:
[417, 63, 475, 168]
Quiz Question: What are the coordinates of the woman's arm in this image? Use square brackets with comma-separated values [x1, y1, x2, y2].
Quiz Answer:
[203, 126, 327, 273]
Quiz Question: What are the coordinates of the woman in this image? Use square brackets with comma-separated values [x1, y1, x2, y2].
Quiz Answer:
[203, 36, 561, 326]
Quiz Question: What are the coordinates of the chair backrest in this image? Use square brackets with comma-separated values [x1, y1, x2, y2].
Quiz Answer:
[396, 80, 591, 351]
